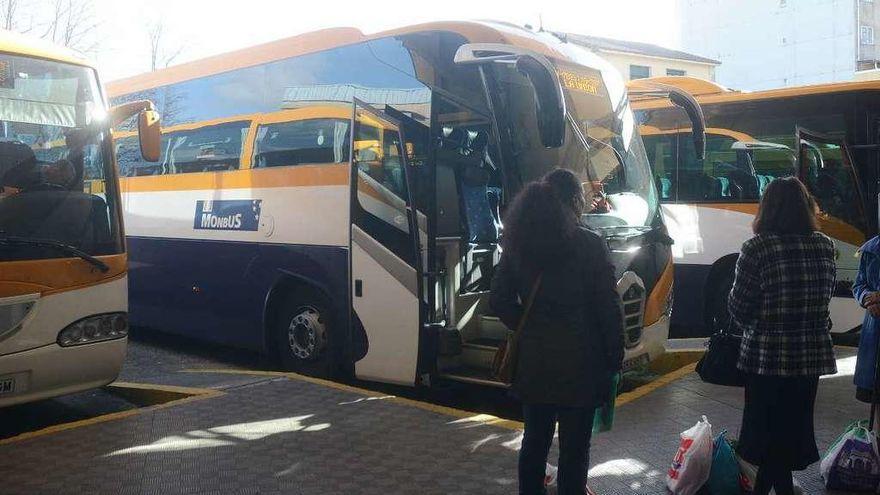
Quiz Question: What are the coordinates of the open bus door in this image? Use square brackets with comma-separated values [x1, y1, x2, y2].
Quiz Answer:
[349, 99, 422, 385]
[797, 128, 870, 332]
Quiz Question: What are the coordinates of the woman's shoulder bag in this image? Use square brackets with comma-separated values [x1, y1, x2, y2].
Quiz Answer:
[493, 273, 543, 383]
[696, 317, 745, 387]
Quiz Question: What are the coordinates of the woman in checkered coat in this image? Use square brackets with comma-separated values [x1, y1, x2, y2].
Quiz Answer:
[727, 177, 837, 495]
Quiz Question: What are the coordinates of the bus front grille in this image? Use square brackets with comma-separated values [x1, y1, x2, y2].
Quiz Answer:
[622, 285, 645, 349]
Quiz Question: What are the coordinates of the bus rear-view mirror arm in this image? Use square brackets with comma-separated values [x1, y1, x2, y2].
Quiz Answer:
[454, 43, 566, 148]
[108, 100, 162, 162]
[627, 81, 706, 161]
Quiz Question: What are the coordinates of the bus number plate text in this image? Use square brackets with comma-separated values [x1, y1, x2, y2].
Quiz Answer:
[622, 353, 649, 372]
[0, 377, 15, 396]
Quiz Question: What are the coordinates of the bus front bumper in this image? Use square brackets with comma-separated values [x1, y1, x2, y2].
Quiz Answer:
[622, 315, 670, 371]
[0, 337, 127, 408]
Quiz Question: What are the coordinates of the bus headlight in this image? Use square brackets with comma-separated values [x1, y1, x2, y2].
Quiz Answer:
[57, 313, 128, 347]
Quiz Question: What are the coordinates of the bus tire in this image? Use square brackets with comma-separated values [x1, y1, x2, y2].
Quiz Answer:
[706, 269, 735, 333]
[274, 290, 336, 378]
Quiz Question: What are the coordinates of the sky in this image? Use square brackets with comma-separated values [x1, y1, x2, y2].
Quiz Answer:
[85, 0, 680, 81]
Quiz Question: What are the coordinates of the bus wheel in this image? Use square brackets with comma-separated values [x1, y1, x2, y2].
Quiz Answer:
[275, 292, 335, 377]
[707, 271, 735, 332]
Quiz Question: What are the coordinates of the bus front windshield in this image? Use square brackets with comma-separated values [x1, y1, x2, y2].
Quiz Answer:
[556, 62, 659, 233]
[0, 55, 120, 263]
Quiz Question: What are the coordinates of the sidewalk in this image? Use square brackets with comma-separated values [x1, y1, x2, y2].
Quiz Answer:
[0, 348, 864, 494]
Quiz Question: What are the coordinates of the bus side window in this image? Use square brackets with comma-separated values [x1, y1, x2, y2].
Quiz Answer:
[642, 133, 676, 201]
[752, 148, 797, 194]
[161, 121, 249, 174]
[253, 118, 350, 168]
[679, 134, 760, 202]
[115, 136, 159, 177]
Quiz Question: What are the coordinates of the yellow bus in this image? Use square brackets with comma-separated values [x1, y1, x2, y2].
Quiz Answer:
[108, 22, 704, 386]
[630, 76, 876, 337]
[0, 31, 159, 406]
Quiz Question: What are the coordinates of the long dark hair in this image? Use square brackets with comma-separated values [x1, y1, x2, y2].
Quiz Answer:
[752, 176, 819, 235]
[502, 169, 582, 270]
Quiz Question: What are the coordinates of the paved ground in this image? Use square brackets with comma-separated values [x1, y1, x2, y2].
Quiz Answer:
[0, 343, 867, 494]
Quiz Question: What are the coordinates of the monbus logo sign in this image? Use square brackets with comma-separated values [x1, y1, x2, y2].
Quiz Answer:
[194, 199, 262, 231]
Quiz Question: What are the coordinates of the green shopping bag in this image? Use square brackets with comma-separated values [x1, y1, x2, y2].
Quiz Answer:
[593, 372, 621, 433]
[707, 431, 740, 495]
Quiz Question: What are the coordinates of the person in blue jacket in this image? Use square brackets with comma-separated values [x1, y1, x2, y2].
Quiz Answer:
[854, 236, 880, 425]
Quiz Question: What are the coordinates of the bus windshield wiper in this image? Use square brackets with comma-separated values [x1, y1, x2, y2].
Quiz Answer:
[0, 235, 110, 272]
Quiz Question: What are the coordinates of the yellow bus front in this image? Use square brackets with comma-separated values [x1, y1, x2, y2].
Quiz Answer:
[0, 46, 129, 407]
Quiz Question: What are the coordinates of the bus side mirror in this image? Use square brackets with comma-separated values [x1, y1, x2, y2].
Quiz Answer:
[138, 109, 161, 162]
[454, 43, 566, 149]
[626, 80, 706, 160]
[669, 91, 705, 161]
[108, 100, 162, 162]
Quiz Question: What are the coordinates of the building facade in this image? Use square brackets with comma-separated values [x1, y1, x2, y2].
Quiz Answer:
[678, 0, 868, 89]
[561, 33, 719, 82]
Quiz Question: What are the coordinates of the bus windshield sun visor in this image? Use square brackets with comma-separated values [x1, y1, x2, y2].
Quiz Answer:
[626, 80, 706, 160]
[0, 98, 75, 128]
[454, 43, 565, 148]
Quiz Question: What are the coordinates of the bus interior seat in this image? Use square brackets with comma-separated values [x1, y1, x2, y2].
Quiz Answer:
[0, 190, 111, 251]
[715, 176, 731, 199]
[757, 174, 772, 195]
[0, 142, 39, 190]
[657, 176, 673, 200]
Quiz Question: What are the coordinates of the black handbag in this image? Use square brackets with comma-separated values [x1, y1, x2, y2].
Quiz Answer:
[696, 318, 745, 387]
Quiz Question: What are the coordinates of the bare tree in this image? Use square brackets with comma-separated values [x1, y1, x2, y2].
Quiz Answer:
[1, 0, 18, 30]
[0, 0, 35, 32]
[148, 19, 184, 71]
[40, 0, 100, 53]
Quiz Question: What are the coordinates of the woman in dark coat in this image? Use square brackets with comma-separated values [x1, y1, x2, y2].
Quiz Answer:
[728, 177, 837, 495]
[490, 169, 625, 495]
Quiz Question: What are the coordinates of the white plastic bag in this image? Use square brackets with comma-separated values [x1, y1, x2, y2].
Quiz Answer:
[737, 455, 757, 493]
[666, 415, 714, 495]
[544, 463, 558, 486]
[820, 421, 880, 492]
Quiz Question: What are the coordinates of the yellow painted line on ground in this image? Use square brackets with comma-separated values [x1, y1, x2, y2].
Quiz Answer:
[0, 383, 223, 446]
[617, 362, 699, 407]
[184, 362, 701, 431]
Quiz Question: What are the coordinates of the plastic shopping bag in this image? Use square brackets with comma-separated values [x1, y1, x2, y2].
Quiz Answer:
[666, 415, 714, 495]
[544, 463, 558, 487]
[736, 454, 757, 493]
[706, 431, 740, 495]
[820, 420, 880, 492]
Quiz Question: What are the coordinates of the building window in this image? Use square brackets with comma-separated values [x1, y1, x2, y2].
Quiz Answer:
[629, 65, 651, 80]
[862, 26, 875, 45]
[666, 69, 686, 76]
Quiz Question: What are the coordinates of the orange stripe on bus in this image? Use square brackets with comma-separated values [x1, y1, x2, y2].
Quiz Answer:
[699, 203, 866, 246]
[119, 164, 349, 193]
[644, 258, 674, 327]
[0, 254, 127, 298]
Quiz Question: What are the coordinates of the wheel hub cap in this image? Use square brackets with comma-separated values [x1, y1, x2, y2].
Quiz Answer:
[287, 307, 325, 360]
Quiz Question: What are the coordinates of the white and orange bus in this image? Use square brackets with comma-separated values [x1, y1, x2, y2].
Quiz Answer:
[631, 76, 877, 337]
[0, 32, 159, 406]
[108, 22, 705, 386]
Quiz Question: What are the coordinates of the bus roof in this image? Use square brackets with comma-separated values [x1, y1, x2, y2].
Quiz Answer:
[630, 75, 880, 109]
[106, 21, 613, 97]
[0, 29, 92, 67]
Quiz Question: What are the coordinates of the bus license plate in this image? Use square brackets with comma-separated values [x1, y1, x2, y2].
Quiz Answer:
[622, 353, 649, 371]
[0, 377, 14, 396]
